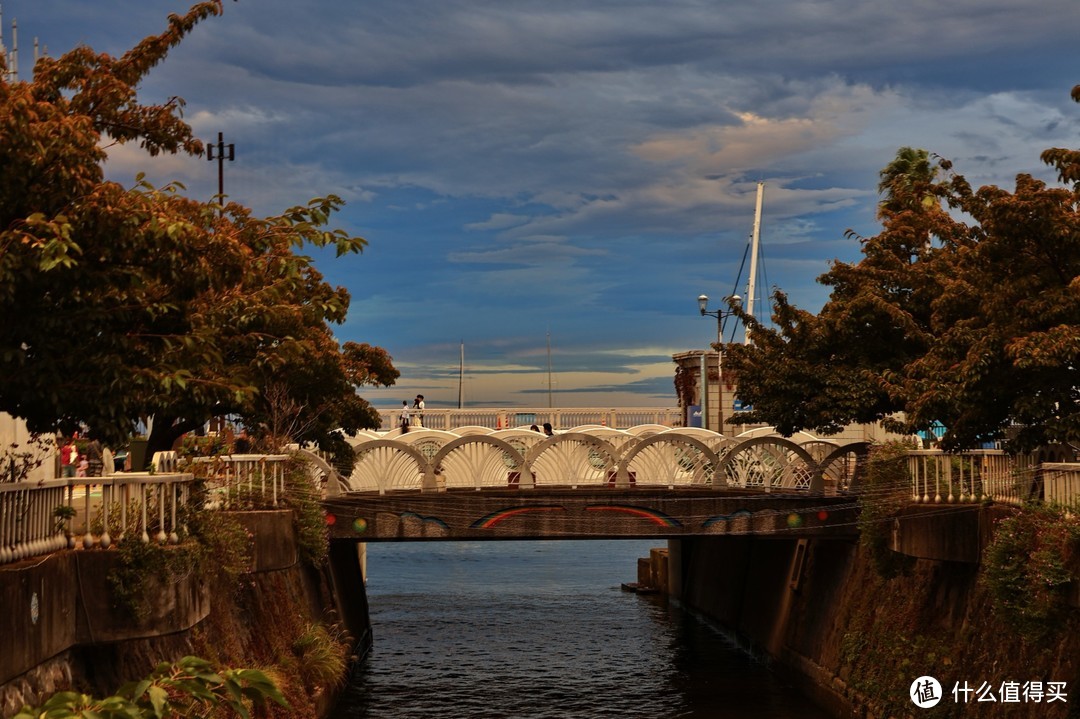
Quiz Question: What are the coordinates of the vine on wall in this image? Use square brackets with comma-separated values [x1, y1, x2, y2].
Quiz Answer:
[857, 440, 916, 578]
[982, 505, 1080, 641]
[674, 365, 697, 410]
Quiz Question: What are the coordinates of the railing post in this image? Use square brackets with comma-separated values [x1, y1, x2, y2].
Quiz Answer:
[140, 481, 150, 544]
[83, 480, 94, 549]
[100, 481, 112, 549]
[168, 481, 179, 544]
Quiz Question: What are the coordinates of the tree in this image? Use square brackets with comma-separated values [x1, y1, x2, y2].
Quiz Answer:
[0, 2, 395, 457]
[726, 90, 1080, 452]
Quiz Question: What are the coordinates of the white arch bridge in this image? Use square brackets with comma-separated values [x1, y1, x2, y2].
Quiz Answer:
[321, 426, 868, 541]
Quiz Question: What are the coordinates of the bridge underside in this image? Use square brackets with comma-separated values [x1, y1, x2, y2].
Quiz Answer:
[322, 489, 859, 542]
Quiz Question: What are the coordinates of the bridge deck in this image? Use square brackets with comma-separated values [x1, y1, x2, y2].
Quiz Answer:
[323, 488, 859, 541]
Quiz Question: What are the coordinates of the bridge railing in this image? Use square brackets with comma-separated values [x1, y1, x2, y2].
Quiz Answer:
[1041, 463, 1080, 510]
[342, 427, 868, 495]
[906, 450, 1080, 509]
[0, 472, 193, 566]
[190, 454, 290, 509]
[0, 452, 307, 567]
[377, 407, 683, 431]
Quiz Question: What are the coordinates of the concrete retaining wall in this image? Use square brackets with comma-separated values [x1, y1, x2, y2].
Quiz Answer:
[669, 505, 1080, 718]
[0, 510, 370, 717]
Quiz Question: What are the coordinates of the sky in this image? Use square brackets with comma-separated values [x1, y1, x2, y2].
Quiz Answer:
[6, 1, 1080, 409]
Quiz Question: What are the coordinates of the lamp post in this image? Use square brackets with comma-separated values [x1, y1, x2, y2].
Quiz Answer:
[697, 294, 742, 434]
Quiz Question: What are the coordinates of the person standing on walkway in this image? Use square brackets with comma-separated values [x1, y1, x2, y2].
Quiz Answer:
[85, 436, 104, 478]
[542, 422, 555, 437]
[60, 439, 78, 478]
[400, 401, 411, 434]
[413, 395, 425, 427]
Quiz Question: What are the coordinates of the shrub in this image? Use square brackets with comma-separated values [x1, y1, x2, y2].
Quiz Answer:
[982, 505, 1080, 641]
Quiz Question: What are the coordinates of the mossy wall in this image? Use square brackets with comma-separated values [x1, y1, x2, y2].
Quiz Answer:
[675, 530, 1080, 718]
[0, 510, 370, 719]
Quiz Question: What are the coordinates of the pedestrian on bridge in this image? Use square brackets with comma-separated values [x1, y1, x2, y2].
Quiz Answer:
[413, 395, 425, 427]
[400, 401, 411, 434]
[542, 422, 555, 437]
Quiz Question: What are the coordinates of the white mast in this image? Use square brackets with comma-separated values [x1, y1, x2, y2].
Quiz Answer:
[8, 17, 15, 82]
[546, 329, 553, 408]
[745, 181, 764, 344]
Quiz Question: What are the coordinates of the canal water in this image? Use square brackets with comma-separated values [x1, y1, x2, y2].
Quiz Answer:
[334, 540, 833, 718]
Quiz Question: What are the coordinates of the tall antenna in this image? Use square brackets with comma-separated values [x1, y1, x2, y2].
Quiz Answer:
[745, 181, 764, 344]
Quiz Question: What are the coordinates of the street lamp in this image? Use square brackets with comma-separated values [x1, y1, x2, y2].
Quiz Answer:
[698, 294, 742, 346]
[697, 294, 742, 434]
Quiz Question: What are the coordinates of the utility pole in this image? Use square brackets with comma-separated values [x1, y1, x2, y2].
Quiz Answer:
[207, 132, 235, 205]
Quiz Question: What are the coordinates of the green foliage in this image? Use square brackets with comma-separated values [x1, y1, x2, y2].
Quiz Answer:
[282, 458, 329, 566]
[726, 97, 1080, 451]
[857, 441, 916, 578]
[840, 628, 953, 714]
[12, 655, 287, 719]
[982, 506, 1080, 641]
[291, 623, 349, 694]
[52, 504, 77, 534]
[108, 508, 251, 619]
[179, 433, 231, 459]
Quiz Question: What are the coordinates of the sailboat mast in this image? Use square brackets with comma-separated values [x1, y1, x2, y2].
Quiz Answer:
[745, 181, 764, 344]
[458, 341, 464, 409]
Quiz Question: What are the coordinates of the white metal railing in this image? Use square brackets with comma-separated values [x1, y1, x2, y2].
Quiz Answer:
[344, 427, 856, 495]
[1041, 463, 1080, 510]
[906, 450, 1050, 506]
[0, 453, 299, 566]
[191, 454, 290, 509]
[376, 407, 683, 432]
[0, 473, 193, 566]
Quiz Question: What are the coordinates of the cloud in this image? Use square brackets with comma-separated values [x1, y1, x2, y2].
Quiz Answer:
[14, 0, 1080, 410]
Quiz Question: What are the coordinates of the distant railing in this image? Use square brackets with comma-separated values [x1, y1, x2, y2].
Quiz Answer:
[377, 407, 683, 431]
[1042, 463, 1080, 510]
[191, 454, 290, 509]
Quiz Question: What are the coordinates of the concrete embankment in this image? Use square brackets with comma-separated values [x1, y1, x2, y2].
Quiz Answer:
[651, 506, 1080, 718]
[0, 510, 371, 718]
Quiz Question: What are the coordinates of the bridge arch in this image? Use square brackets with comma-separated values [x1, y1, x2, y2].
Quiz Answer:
[292, 447, 344, 496]
[718, 436, 819, 491]
[431, 435, 528, 490]
[347, 439, 430, 493]
[817, 442, 870, 493]
[620, 433, 723, 487]
[525, 432, 622, 488]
